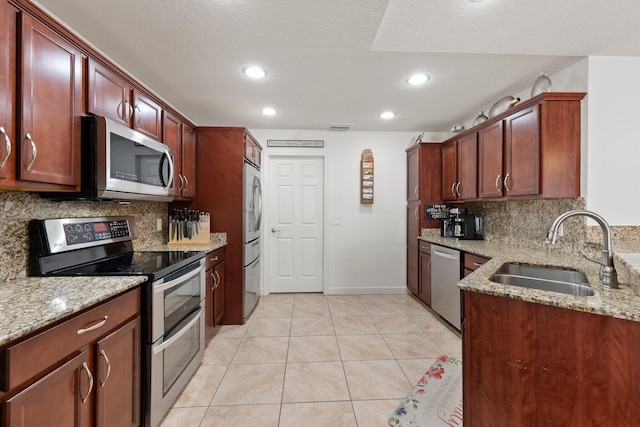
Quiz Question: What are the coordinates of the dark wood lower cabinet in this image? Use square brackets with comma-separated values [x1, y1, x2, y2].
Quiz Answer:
[417, 241, 431, 306]
[1, 288, 141, 427]
[4, 350, 91, 426]
[463, 291, 640, 426]
[205, 247, 226, 330]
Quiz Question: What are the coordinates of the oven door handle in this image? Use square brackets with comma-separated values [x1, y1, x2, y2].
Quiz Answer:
[154, 263, 203, 294]
[152, 306, 204, 354]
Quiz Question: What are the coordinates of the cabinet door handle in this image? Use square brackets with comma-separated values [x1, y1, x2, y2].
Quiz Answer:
[414, 184, 419, 199]
[134, 105, 142, 126]
[0, 127, 11, 168]
[455, 182, 461, 197]
[495, 174, 502, 192]
[211, 271, 217, 290]
[24, 133, 37, 171]
[81, 362, 94, 404]
[451, 182, 456, 197]
[125, 100, 134, 121]
[77, 316, 108, 335]
[99, 350, 111, 387]
[503, 173, 511, 192]
[414, 206, 418, 220]
[213, 271, 221, 290]
[427, 258, 431, 274]
[183, 175, 189, 192]
[177, 174, 184, 191]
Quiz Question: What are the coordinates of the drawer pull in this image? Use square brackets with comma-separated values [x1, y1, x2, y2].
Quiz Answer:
[210, 255, 219, 262]
[99, 350, 111, 387]
[473, 262, 484, 267]
[77, 316, 108, 335]
[81, 362, 94, 404]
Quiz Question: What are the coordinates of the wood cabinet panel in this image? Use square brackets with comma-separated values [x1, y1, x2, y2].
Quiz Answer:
[477, 121, 504, 198]
[87, 58, 130, 126]
[3, 350, 91, 427]
[133, 89, 162, 141]
[418, 241, 431, 306]
[181, 125, 197, 199]
[95, 317, 141, 427]
[441, 141, 457, 202]
[504, 105, 540, 196]
[205, 247, 226, 328]
[463, 291, 640, 426]
[19, 13, 82, 187]
[457, 133, 477, 200]
[0, 0, 11, 182]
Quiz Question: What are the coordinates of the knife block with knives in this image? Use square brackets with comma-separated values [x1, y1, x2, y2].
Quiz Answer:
[167, 210, 211, 245]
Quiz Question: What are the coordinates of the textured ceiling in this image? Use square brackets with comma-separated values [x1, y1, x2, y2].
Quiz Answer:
[31, 0, 639, 132]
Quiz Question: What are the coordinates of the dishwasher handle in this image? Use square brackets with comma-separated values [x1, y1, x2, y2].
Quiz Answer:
[432, 248, 460, 260]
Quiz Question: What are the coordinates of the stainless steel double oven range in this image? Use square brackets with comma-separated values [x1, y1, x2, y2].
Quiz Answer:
[30, 215, 205, 427]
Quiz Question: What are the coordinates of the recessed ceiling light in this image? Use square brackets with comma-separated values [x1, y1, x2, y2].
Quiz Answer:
[379, 111, 395, 120]
[262, 107, 276, 116]
[244, 66, 266, 79]
[407, 73, 430, 85]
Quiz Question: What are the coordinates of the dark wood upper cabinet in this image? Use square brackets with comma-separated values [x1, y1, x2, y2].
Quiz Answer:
[132, 89, 162, 141]
[18, 12, 82, 188]
[88, 59, 162, 141]
[477, 120, 504, 198]
[442, 133, 477, 201]
[448, 92, 585, 201]
[0, 0, 10, 182]
[181, 124, 197, 199]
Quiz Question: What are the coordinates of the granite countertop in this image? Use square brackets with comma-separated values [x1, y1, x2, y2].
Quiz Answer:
[420, 231, 640, 323]
[0, 275, 147, 347]
[0, 233, 227, 348]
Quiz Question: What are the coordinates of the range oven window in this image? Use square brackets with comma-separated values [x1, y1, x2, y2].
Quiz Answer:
[161, 308, 202, 395]
[152, 261, 205, 342]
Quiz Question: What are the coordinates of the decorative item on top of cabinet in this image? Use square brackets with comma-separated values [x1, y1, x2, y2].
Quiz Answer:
[473, 112, 488, 126]
[531, 71, 552, 97]
[360, 149, 374, 204]
[488, 96, 520, 118]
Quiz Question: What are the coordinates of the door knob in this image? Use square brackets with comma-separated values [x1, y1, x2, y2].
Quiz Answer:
[271, 228, 280, 233]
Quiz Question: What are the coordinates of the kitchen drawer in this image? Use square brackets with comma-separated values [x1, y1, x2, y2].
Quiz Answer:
[418, 240, 431, 254]
[464, 253, 490, 272]
[206, 247, 225, 269]
[0, 287, 141, 392]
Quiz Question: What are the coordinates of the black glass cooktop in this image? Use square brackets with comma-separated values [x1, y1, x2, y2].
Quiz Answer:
[56, 250, 205, 280]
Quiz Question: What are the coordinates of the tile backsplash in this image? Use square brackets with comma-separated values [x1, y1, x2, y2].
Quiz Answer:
[0, 190, 167, 281]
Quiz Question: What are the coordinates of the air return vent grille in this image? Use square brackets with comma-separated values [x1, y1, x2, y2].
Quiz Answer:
[328, 123, 353, 131]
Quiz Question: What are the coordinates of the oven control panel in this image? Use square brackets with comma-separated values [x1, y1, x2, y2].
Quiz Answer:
[32, 216, 139, 254]
[63, 219, 130, 246]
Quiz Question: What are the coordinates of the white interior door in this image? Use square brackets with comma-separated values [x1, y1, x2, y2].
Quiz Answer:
[268, 156, 324, 293]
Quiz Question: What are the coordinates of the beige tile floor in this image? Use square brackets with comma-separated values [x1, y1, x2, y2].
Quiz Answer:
[160, 293, 461, 427]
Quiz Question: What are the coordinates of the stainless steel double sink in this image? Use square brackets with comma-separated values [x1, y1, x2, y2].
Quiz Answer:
[489, 263, 594, 296]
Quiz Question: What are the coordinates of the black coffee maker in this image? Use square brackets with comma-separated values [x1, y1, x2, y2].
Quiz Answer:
[442, 208, 483, 240]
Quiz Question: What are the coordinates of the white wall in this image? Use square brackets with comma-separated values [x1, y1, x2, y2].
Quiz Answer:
[249, 129, 447, 295]
[585, 56, 640, 225]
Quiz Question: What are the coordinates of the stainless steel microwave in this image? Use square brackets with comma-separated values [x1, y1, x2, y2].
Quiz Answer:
[43, 116, 175, 202]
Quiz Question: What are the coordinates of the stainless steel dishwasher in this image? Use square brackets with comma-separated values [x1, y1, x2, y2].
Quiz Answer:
[430, 244, 462, 330]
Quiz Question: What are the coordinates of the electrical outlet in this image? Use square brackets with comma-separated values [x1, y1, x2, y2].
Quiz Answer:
[157, 218, 162, 231]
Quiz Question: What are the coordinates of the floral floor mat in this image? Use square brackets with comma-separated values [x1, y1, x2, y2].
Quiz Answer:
[389, 356, 463, 427]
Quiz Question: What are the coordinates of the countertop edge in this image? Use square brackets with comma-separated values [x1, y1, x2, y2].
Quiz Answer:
[419, 233, 640, 323]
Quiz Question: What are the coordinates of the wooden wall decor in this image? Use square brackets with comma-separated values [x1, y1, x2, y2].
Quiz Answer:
[360, 149, 374, 204]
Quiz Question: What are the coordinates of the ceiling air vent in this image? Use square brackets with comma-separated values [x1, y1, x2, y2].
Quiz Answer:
[328, 123, 353, 131]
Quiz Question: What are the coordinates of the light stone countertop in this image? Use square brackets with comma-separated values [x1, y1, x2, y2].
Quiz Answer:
[420, 231, 640, 323]
[0, 233, 227, 347]
[0, 275, 146, 346]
